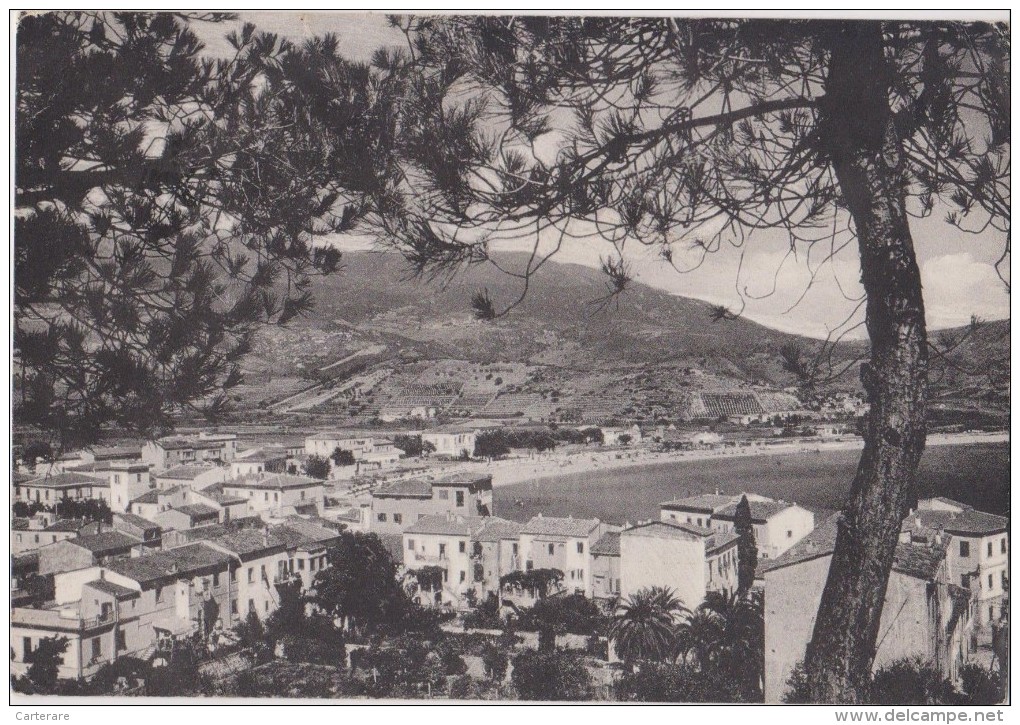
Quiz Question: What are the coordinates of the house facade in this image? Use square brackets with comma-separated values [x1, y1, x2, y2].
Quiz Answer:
[591, 530, 622, 604]
[370, 473, 494, 535]
[421, 425, 478, 458]
[661, 492, 814, 560]
[517, 515, 605, 598]
[619, 520, 739, 609]
[220, 473, 325, 517]
[761, 516, 973, 703]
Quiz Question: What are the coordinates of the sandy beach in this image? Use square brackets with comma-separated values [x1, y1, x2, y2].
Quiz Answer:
[442, 430, 1010, 488]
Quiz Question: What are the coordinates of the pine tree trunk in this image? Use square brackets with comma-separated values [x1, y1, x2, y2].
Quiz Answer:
[803, 23, 929, 703]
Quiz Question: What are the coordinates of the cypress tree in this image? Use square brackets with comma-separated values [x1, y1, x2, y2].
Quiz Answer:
[735, 495, 758, 595]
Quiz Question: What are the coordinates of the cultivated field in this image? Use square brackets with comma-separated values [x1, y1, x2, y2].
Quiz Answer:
[493, 442, 1009, 525]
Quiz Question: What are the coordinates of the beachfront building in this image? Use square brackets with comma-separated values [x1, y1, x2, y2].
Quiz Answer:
[517, 515, 605, 598]
[220, 473, 325, 517]
[422, 424, 478, 459]
[602, 425, 643, 446]
[619, 521, 739, 610]
[370, 472, 494, 535]
[661, 492, 815, 560]
[762, 515, 973, 703]
[591, 530, 622, 605]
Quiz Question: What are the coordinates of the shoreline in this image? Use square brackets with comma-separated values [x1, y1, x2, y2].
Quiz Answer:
[467, 431, 1010, 489]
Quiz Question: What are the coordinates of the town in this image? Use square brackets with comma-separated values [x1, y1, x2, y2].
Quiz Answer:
[10, 418, 1008, 701]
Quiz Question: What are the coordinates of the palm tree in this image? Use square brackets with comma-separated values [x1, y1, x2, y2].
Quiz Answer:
[609, 587, 688, 668]
[684, 589, 764, 701]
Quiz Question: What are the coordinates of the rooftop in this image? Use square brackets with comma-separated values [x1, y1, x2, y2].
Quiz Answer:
[373, 478, 433, 498]
[67, 530, 142, 554]
[406, 514, 488, 537]
[22, 472, 105, 489]
[622, 520, 715, 543]
[762, 515, 953, 581]
[158, 464, 222, 480]
[113, 512, 161, 532]
[591, 531, 621, 557]
[84, 579, 140, 600]
[43, 519, 91, 533]
[106, 543, 233, 584]
[521, 515, 601, 538]
[905, 508, 1008, 537]
[660, 493, 733, 514]
[195, 487, 248, 506]
[474, 517, 525, 542]
[225, 473, 321, 491]
[173, 503, 220, 519]
[714, 499, 794, 522]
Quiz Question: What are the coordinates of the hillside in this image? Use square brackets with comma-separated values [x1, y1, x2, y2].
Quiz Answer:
[224, 251, 1007, 422]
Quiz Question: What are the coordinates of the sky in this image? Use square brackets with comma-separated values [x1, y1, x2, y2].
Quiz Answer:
[192, 12, 1010, 340]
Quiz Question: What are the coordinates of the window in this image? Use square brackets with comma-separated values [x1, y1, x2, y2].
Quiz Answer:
[696, 517, 702, 526]
[264, 492, 269, 502]
[988, 541, 993, 557]
[247, 567, 254, 584]
[459, 541, 466, 553]
[989, 605, 995, 621]
[260, 565, 266, 582]
[787, 530, 793, 538]
[230, 568, 237, 582]
[1002, 571, 1008, 589]
[408, 539, 415, 551]
[393, 513, 403, 525]
[1002, 538, 1007, 554]
[274, 492, 279, 502]
[577, 542, 584, 554]
[155, 586, 164, 603]
[548, 543, 555, 556]
[961, 575, 968, 588]
[456, 491, 465, 507]
[512, 543, 519, 555]
[439, 543, 446, 557]
[301, 491, 306, 501]
[213, 573, 220, 587]
[310, 558, 317, 572]
[988, 574, 994, 590]
[320, 556, 326, 568]
[438, 490, 449, 500]
[298, 559, 305, 570]
[91, 637, 101, 660]
[377, 513, 387, 522]
[526, 560, 534, 571]
[230, 600, 238, 615]
[459, 571, 466, 583]
[265, 600, 269, 612]
[34, 534, 39, 544]
[116, 630, 126, 651]
[23, 637, 31, 656]
[960, 541, 970, 557]
[248, 599, 255, 613]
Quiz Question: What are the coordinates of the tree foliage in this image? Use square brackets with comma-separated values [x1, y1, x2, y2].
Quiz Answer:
[510, 649, 593, 701]
[734, 495, 758, 593]
[23, 636, 70, 693]
[302, 454, 332, 480]
[347, 15, 1008, 702]
[609, 586, 687, 666]
[311, 530, 408, 632]
[15, 12, 389, 447]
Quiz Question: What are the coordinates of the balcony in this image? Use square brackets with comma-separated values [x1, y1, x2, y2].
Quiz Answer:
[414, 552, 449, 565]
[12, 606, 116, 632]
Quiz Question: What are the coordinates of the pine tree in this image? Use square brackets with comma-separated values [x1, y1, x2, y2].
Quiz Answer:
[15, 12, 390, 448]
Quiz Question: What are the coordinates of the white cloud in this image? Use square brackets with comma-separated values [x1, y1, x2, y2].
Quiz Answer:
[921, 253, 1010, 328]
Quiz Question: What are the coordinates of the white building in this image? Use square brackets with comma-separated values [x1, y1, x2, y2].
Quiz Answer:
[619, 520, 739, 610]
[517, 515, 604, 599]
[761, 515, 973, 703]
[660, 492, 815, 560]
[422, 425, 478, 458]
